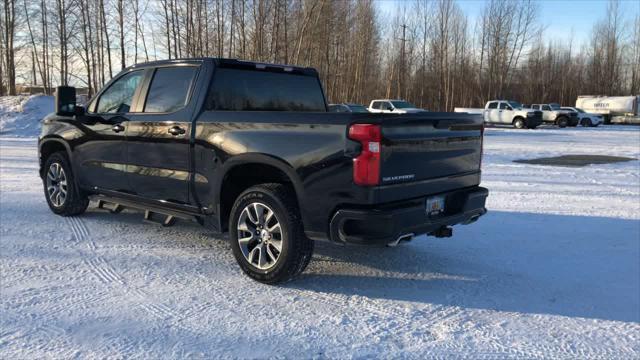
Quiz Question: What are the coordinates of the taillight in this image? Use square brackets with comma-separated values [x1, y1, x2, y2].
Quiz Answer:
[348, 124, 381, 186]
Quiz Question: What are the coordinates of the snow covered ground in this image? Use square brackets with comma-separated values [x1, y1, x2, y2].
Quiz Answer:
[1, 108, 639, 357]
[0, 96, 54, 138]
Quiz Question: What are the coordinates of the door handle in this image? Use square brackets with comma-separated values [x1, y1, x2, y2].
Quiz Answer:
[112, 124, 125, 133]
[168, 126, 186, 136]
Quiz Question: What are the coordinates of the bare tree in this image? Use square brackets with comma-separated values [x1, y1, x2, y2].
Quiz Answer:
[2, 0, 17, 94]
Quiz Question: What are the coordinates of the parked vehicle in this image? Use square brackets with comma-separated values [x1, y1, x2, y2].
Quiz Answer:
[328, 103, 369, 113]
[39, 58, 487, 284]
[453, 107, 483, 115]
[471, 100, 543, 129]
[576, 95, 639, 124]
[560, 106, 604, 127]
[524, 103, 579, 127]
[368, 99, 427, 113]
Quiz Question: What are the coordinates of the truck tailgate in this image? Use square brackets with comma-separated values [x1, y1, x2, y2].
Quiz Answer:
[377, 113, 482, 186]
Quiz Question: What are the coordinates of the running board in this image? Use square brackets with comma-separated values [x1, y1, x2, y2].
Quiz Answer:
[92, 196, 201, 228]
[144, 210, 177, 227]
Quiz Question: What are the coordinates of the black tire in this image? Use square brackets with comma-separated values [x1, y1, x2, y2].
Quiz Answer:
[42, 152, 89, 216]
[556, 117, 568, 128]
[229, 183, 313, 284]
[581, 118, 593, 127]
[513, 118, 525, 129]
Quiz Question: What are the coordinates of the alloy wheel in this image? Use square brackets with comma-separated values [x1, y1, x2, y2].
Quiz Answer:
[46, 163, 68, 207]
[237, 202, 283, 270]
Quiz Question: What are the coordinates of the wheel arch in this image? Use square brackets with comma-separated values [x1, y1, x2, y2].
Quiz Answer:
[39, 138, 72, 178]
[216, 154, 305, 232]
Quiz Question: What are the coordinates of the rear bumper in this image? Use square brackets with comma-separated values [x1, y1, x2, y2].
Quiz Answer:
[525, 114, 543, 127]
[329, 186, 488, 245]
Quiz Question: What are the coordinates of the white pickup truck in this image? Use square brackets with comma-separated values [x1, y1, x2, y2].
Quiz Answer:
[455, 100, 543, 129]
[368, 99, 427, 114]
[524, 103, 579, 127]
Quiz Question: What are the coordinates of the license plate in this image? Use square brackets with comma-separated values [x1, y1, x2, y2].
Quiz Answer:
[426, 196, 445, 215]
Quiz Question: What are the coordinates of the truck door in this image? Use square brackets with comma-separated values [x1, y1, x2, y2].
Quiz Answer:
[499, 102, 512, 123]
[125, 64, 201, 204]
[74, 70, 145, 192]
[541, 104, 552, 121]
[484, 101, 499, 123]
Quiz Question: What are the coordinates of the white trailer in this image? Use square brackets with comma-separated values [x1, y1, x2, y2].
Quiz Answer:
[576, 95, 639, 124]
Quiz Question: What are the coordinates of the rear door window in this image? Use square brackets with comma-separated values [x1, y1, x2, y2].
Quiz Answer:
[487, 102, 498, 109]
[207, 68, 326, 112]
[143, 66, 198, 113]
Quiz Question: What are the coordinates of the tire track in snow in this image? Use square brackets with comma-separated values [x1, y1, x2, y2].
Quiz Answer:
[68, 214, 195, 327]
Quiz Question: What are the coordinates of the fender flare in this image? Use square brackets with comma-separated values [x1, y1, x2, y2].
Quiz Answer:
[38, 137, 73, 176]
[213, 153, 306, 208]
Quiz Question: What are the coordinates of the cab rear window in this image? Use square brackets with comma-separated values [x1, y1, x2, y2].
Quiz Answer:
[206, 68, 326, 112]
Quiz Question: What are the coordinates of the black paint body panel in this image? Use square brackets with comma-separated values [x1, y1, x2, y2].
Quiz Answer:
[38, 58, 486, 242]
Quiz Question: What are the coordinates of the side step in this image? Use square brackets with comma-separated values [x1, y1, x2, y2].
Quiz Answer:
[144, 210, 176, 227]
[93, 196, 200, 228]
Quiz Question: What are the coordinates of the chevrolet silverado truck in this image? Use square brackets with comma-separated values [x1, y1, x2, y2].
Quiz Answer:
[524, 103, 579, 127]
[39, 58, 488, 284]
[479, 100, 543, 129]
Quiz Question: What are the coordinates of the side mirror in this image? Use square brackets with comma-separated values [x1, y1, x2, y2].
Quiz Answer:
[55, 86, 77, 116]
[387, 107, 394, 111]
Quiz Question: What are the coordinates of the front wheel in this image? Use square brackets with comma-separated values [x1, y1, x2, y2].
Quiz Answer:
[229, 183, 313, 284]
[513, 118, 525, 129]
[581, 118, 593, 127]
[43, 152, 89, 216]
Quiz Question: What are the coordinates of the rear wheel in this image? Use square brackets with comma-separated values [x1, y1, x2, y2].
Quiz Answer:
[513, 118, 525, 129]
[43, 152, 89, 216]
[556, 117, 569, 128]
[229, 183, 313, 284]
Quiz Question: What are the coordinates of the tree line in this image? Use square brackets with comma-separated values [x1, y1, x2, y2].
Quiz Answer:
[1, 0, 639, 110]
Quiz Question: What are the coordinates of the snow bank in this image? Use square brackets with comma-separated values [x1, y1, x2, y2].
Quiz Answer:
[0, 95, 54, 137]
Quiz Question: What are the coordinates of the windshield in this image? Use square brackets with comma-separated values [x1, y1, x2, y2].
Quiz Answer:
[508, 101, 523, 109]
[347, 104, 369, 113]
[549, 103, 561, 110]
[574, 107, 585, 113]
[391, 101, 416, 109]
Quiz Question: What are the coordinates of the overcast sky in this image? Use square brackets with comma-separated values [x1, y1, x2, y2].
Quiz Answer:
[376, 0, 640, 46]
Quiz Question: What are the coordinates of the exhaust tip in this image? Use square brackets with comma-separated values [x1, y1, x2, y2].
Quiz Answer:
[387, 233, 414, 247]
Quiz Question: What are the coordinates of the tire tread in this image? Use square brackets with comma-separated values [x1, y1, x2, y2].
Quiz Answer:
[230, 183, 313, 284]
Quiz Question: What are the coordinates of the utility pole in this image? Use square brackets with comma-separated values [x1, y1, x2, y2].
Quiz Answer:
[398, 23, 408, 99]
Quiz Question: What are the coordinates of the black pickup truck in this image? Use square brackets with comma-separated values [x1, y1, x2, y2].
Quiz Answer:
[39, 58, 488, 284]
